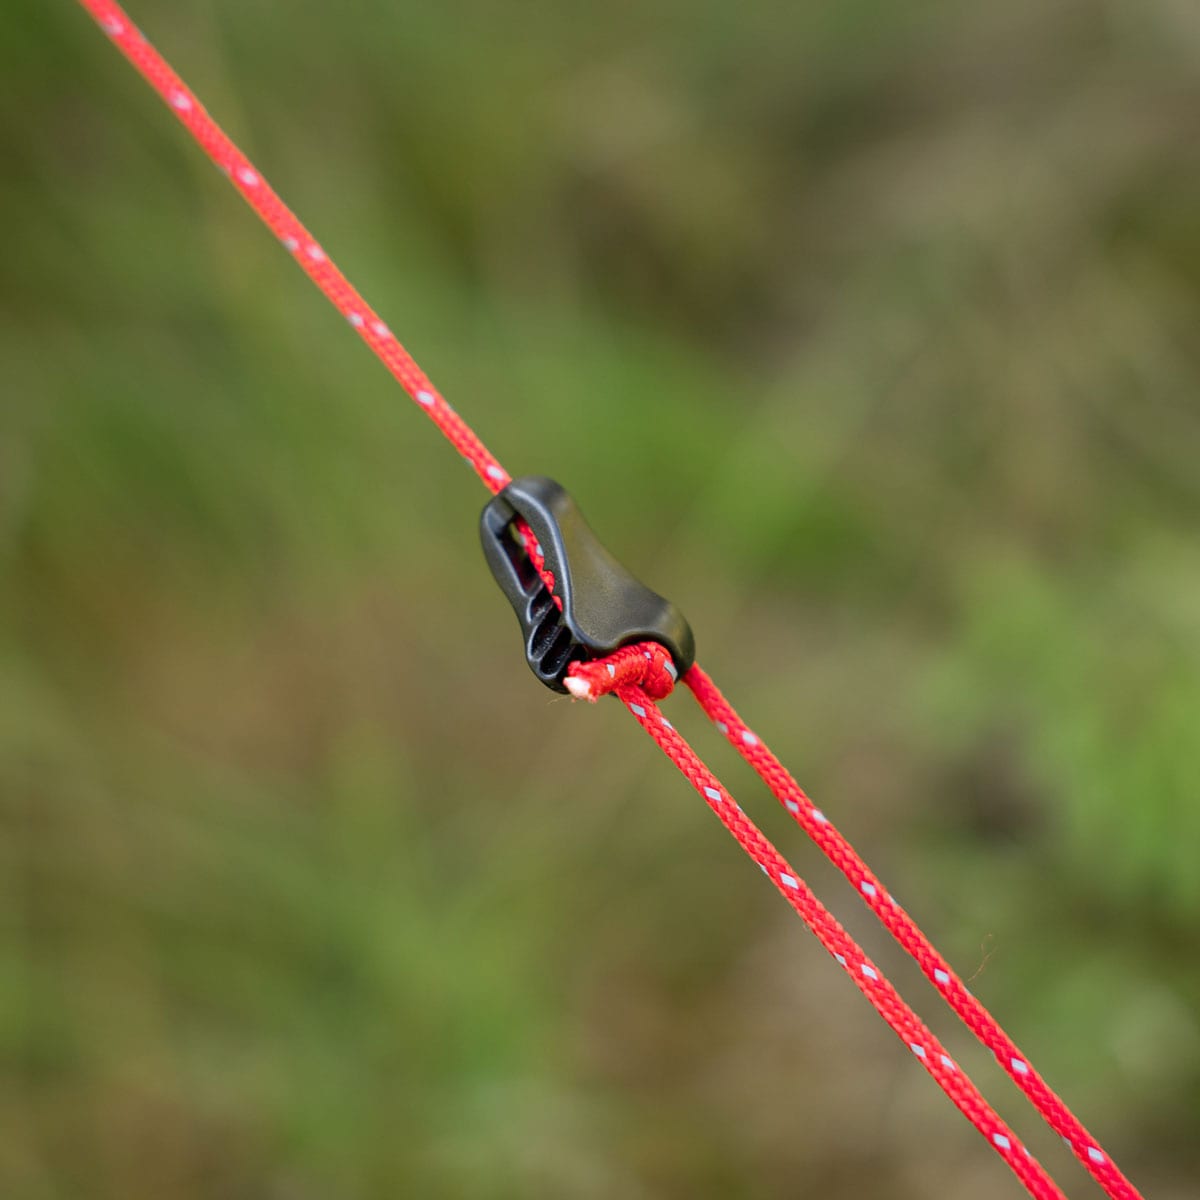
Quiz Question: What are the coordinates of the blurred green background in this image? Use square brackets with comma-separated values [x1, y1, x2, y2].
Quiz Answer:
[3, 1, 1199, 1196]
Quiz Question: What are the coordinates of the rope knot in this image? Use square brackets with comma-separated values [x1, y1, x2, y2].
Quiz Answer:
[564, 641, 678, 702]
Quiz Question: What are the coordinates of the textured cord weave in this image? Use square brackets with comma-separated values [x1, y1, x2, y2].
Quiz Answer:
[616, 683, 1065, 1200]
[684, 665, 1141, 1200]
[75, 0, 510, 495]
[76, 3, 1141, 1195]
[571, 650, 1140, 1196]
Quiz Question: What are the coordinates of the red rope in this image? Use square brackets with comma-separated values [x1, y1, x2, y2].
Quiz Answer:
[572, 651, 1142, 1199]
[74, 0, 511, 497]
[615, 683, 1065, 1200]
[76, 4, 1141, 1196]
[683, 666, 1142, 1200]
[566, 641, 678, 701]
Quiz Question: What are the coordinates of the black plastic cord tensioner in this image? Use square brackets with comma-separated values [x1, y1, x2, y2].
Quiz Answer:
[480, 476, 695, 692]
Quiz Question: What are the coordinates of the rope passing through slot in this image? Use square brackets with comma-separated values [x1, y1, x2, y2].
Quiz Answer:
[480, 477, 694, 692]
[565, 641, 678, 701]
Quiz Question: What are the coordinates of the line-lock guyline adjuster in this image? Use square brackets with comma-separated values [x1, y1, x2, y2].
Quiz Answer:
[480, 476, 695, 691]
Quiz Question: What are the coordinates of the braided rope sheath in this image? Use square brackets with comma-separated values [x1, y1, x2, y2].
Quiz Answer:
[615, 683, 1065, 1200]
[75, 0, 510, 496]
[566, 641, 678, 700]
[683, 666, 1142, 1200]
[575, 649, 1141, 1199]
[75, 3, 1142, 1195]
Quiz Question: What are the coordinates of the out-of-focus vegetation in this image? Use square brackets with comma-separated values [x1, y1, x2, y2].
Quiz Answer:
[3, 1, 1199, 1196]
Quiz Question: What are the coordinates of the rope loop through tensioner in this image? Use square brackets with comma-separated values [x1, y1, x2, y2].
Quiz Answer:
[480, 476, 692, 696]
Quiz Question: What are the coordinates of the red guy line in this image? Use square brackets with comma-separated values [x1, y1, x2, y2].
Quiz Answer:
[75, 0, 511, 496]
